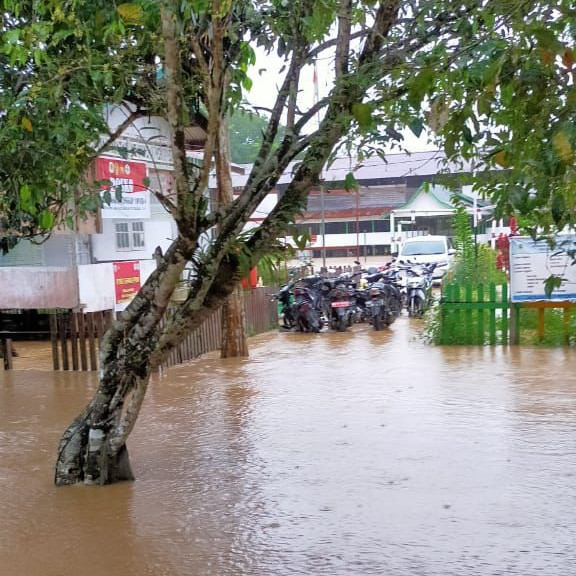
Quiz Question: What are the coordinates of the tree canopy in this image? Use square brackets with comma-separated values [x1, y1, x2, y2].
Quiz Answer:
[1, 0, 575, 485]
[228, 111, 286, 164]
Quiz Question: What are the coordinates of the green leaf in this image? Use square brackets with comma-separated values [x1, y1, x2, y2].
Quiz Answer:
[551, 193, 565, 226]
[407, 68, 435, 109]
[352, 103, 373, 130]
[117, 3, 143, 24]
[344, 172, 358, 192]
[409, 117, 424, 138]
[39, 210, 54, 229]
[544, 274, 563, 297]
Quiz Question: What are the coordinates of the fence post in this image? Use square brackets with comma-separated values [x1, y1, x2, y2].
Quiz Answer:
[1, 338, 14, 370]
[509, 303, 519, 345]
[564, 304, 571, 345]
[501, 284, 509, 345]
[477, 283, 484, 345]
[49, 313, 60, 370]
[488, 284, 496, 345]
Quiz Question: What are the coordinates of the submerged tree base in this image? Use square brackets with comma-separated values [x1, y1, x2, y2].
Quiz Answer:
[55, 414, 135, 486]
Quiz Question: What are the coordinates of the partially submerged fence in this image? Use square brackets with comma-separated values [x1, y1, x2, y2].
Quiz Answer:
[438, 282, 576, 345]
[161, 287, 278, 370]
[438, 283, 509, 345]
[0, 287, 278, 371]
[49, 310, 114, 371]
[509, 300, 576, 345]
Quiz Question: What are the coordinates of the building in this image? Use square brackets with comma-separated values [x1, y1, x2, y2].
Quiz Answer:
[274, 151, 504, 269]
[0, 103, 206, 317]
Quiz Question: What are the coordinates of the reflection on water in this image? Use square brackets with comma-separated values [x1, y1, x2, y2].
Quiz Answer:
[1, 317, 576, 575]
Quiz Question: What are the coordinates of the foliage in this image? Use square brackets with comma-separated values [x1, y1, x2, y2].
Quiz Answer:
[447, 204, 506, 285]
[450, 204, 475, 275]
[229, 111, 285, 164]
[0, 1, 163, 251]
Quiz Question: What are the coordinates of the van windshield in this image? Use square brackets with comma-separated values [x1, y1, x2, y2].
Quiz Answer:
[401, 240, 445, 256]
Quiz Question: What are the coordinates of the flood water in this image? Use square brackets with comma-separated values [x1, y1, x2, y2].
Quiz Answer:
[1, 316, 576, 576]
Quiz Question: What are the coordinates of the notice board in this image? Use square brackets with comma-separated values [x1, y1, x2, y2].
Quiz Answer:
[509, 235, 576, 302]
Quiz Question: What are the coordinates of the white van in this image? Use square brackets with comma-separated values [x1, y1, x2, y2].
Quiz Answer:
[397, 235, 454, 284]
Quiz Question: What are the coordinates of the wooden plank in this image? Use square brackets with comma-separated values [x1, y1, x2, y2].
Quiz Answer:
[436, 301, 507, 311]
[70, 312, 79, 371]
[501, 284, 509, 345]
[522, 300, 574, 309]
[465, 284, 473, 344]
[87, 313, 98, 371]
[59, 312, 69, 371]
[1, 339, 13, 370]
[488, 284, 496, 345]
[49, 313, 60, 371]
[77, 312, 88, 371]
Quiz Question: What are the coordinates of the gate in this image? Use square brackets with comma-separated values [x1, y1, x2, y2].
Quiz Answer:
[438, 283, 509, 345]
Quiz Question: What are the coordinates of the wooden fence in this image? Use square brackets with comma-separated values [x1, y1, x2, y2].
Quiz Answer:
[438, 283, 510, 345]
[509, 300, 576, 345]
[0, 287, 278, 371]
[160, 288, 278, 369]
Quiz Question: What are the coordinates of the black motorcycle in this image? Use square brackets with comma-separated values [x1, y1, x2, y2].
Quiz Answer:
[293, 276, 324, 333]
[322, 276, 357, 332]
[364, 271, 402, 331]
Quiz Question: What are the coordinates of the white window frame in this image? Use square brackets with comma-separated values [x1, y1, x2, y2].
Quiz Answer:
[115, 221, 146, 251]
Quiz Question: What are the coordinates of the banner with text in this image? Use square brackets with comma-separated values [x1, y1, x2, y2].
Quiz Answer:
[509, 235, 576, 302]
[113, 261, 141, 304]
[97, 157, 150, 219]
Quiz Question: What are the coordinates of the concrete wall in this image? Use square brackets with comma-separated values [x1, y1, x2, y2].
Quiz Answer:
[78, 263, 115, 313]
[0, 267, 79, 309]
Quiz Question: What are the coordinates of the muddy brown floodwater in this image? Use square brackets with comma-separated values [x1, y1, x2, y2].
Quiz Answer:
[1, 316, 576, 576]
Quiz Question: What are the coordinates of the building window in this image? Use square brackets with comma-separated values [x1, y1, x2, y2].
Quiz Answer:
[325, 222, 347, 234]
[115, 221, 145, 251]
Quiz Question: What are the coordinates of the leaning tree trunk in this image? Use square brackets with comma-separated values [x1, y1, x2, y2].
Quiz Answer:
[55, 366, 150, 485]
[215, 108, 249, 357]
[221, 284, 249, 357]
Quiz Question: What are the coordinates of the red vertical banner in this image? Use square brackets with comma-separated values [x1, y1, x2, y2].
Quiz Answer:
[114, 261, 141, 304]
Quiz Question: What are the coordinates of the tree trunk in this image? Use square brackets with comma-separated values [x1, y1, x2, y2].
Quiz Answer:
[215, 107, 248, 357]
[220, 284, 248, 358]
[55, 369, 149, 485]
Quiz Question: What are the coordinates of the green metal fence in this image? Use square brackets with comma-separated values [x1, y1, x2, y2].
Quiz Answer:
[439, 283, 509, 345]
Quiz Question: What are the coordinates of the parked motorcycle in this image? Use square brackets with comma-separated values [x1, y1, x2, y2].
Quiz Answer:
[405, 263, 436, 317]
[293, 276, 324, 333]
[271, 282, 296, 329]
[364, 271, 402, 331]
[322, 275, 357, 332]
[393, 261, 436, 317]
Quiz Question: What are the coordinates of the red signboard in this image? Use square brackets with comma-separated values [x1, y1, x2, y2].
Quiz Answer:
[113, 261, 141, 304]
[96, 157, 147, 193]
[96, 157, 150, 218]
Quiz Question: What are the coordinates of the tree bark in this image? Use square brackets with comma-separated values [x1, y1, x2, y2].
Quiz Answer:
[216, 108, 248, 357]
[221, 284, 249, 358]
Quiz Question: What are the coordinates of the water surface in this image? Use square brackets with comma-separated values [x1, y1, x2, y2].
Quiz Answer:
[1, 318, 575, 575]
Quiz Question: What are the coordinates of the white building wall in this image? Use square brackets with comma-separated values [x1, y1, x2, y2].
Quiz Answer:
[78, 263, 115, 312]
[91, 218, 176, 263]
[306, 232, 393, 249]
